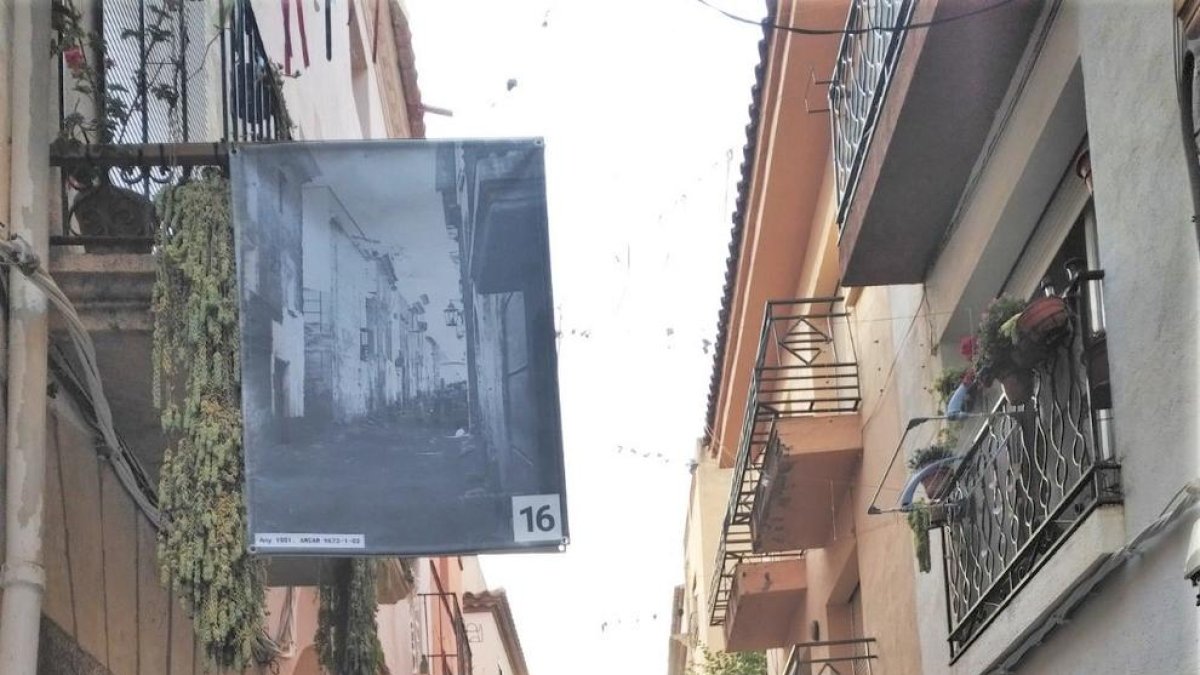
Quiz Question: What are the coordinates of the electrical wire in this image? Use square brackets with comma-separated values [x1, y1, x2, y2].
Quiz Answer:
[696, 0, 1023, 36]
[0, 236, 161, 527]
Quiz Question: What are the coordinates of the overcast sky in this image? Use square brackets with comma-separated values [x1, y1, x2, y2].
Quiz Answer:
[406, 1, 764, 671]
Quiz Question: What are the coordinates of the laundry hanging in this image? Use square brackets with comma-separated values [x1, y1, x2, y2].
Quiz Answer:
[325, 0, 332, 61]
[295, 0, 311, 68]
[281, 0, 292, 74]
[371, 0, 381, 62]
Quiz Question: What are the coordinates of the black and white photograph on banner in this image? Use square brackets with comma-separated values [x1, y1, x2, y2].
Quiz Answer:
[230, 139, 567, 555]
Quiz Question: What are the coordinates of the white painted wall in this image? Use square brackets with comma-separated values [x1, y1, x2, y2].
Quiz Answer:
[1014, 1, 1200, 671]
[887, 1, 1200, 673]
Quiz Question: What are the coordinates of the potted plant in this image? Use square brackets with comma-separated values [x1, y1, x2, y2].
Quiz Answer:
[933, 366, 968, 408]
[933, 363, 976, 417]
[1013, 294, 1071, 366]
[54, 0, 169, 253]
[971, 296, 1034, 404]
[907, 437, 956, 500]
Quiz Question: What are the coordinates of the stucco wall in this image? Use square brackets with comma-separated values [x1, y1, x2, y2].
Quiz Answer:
[1014, 1, 1200, 672]
[41, 399, 209, 675]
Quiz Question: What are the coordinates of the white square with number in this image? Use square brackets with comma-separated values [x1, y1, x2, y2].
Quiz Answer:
[511, 494, 563, 544]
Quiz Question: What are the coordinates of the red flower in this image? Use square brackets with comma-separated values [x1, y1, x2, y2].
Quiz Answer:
[63, 46, 86, 75]
[959, 335, 977, 360]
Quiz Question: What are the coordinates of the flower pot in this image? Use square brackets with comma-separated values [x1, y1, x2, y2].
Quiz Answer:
[1000, 369, 1034, 406]
[1017, 296, 1070, 350]
[69, 183, 157, 254]
[1085, 333, 1111, 409]
[920, 466, 954, 500]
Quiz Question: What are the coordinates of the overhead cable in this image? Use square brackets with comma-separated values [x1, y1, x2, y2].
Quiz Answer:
[696, 0, 1022, 36]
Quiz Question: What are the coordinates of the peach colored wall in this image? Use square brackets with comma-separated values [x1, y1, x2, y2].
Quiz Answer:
[703, 0, 929, 672]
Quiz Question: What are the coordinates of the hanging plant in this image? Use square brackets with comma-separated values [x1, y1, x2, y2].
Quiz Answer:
[152, 172, 271, 669]
[317, 559, 387, 675]
[908, 501, 933, 574]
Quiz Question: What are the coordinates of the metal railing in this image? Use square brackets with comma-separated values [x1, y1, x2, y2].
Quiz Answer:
[709, 298, 860, 626]
[55, 0, 288, 248]
[783, 638, 878, 674]
[829, 0, 914, 225]
[419, 592, 473, 675]
[940, 278, 1119, 658]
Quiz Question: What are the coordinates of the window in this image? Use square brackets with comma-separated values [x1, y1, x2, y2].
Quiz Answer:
[360, 328, 373, 361]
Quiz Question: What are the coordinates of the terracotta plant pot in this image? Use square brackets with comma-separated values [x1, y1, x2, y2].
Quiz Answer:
[1017, 296, 1070, 349]
[70, 183, 157, 254]
[1000, 369, 1034, 406]
[920, 466, 954, 500]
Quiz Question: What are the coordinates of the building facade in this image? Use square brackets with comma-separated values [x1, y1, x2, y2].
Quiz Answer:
[688, 1, 1199, 674]
[0, 0, 524, 673]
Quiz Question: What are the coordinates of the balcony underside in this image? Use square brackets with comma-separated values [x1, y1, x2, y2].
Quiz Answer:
[752, 414, 862, 551]
[50, 252, 165, 479]
[838, 0, 1043, 286]
[724, 559, 806, 652]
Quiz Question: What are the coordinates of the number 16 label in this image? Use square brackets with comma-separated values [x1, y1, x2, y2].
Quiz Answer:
[512, 494, 563, 544]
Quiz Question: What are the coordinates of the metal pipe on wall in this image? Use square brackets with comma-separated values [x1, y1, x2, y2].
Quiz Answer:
[0, 0, 52, 672]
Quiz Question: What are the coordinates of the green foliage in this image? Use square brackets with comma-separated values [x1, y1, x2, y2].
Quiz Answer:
[152, 174, 269, 669]
[689, 647, 767, 675]
[907, 428, 957, 472]
[932, 366, 968, 406]
[907, 442, 955, 472]
[908, 502, 933, 574]
[53, 0, 183, 154]
[316, 559, 386, 675]
[971, 295, 1026, 381]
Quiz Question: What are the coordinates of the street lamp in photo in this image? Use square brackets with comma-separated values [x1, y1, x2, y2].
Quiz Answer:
[444, 301, 462, 327]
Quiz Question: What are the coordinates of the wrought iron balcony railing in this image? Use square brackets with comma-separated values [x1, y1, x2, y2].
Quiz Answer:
[54, 0, 289, 248]
[829, 0, 914, 224]
[419, 592, 474, 675]
[709, 298, 860, 626]
[940, 278, 1119, 658]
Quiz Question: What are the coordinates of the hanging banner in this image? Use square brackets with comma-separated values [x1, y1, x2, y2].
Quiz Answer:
[230, 139, 568, 555]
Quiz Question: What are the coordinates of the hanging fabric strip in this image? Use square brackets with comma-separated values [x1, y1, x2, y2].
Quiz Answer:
[282, 0, 293, 75]
[295, 0, 311, 67]
[326, 0, 333, 61]
[371, 0, 382, 63]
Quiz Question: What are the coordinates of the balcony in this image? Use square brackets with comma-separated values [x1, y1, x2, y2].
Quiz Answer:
[938, 283, 1119, 658]
[828, 0, 1044, 285]
[54, 0, 288, 249]
[723, 559, 807, 652]
[710, 299, 860, 635]
[419, 592, 474, 675]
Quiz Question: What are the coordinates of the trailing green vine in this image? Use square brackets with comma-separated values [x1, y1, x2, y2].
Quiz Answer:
[152, 172, 270, 669]
[316, 559, 386, 675]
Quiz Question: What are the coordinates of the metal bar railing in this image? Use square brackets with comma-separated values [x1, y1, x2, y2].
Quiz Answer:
[419, 592, 474, 675]
[709, 298, 860, 626]
[939, 275, 1120, 659]
[55, 0, 288, 249]
[828, 0, 915, 226]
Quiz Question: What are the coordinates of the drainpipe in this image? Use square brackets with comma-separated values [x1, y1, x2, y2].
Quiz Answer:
[1177, 48, 1200, 257]
[0, 0, 52, 672]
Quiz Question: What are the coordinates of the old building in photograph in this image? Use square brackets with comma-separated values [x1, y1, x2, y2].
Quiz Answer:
[677, 1, 1200, 674]
[236, 139, 564, 556]
[437, 142, 564, 498]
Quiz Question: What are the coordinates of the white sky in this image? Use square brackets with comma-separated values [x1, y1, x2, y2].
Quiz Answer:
[405, 1, 765, 672]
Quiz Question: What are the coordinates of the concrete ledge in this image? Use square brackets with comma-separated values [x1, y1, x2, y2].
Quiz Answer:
[49, 251, 155, 332]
